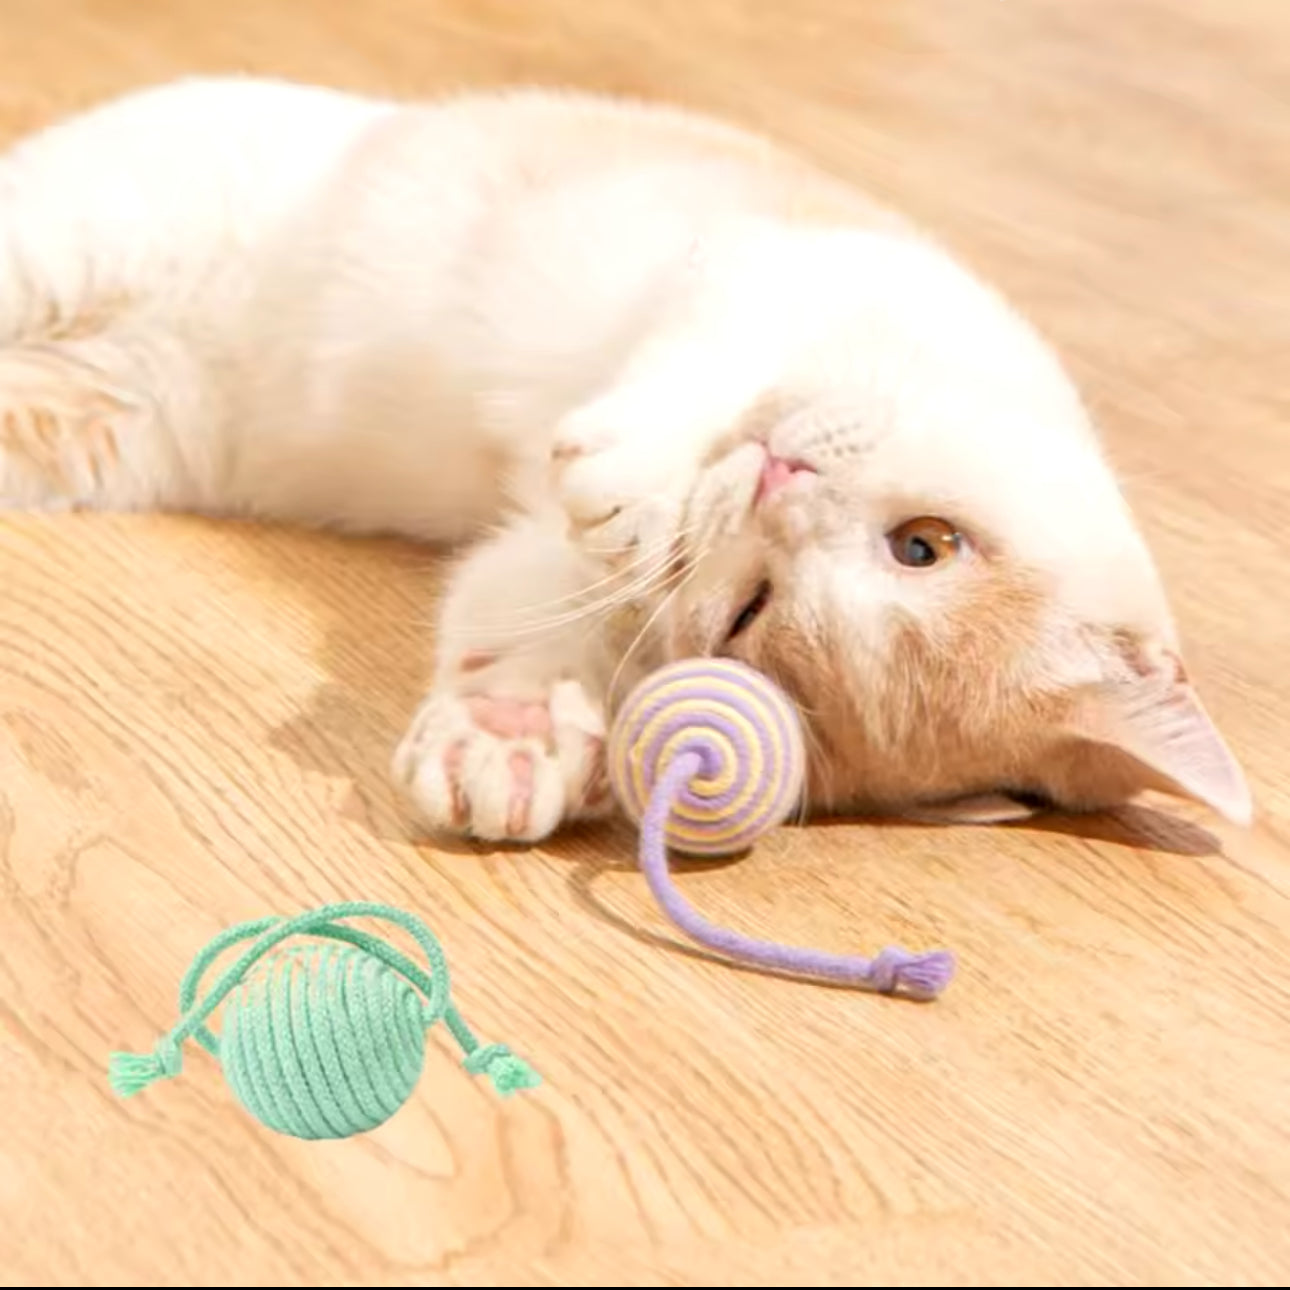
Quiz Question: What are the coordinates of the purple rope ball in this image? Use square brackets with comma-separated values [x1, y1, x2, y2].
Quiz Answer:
[608, 658, 807, 857]
[607, 658, 957, 1000]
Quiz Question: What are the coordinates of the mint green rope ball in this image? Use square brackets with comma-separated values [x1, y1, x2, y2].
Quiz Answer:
[107, 902, 541, 1140]
[222, 943, 428, 1140]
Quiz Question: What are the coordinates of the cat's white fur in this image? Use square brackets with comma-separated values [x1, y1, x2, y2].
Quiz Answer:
[0, 76, 1251, 840]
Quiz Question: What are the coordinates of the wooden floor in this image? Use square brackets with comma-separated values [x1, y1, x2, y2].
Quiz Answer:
[1, 1, 1288, 1285]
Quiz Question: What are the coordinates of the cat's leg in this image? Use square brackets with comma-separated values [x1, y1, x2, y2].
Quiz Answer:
[395, 282, 785, 844]
[0, 78, 381, 514]
[0, 105, 220, 509]
[392, 514, 630, 843]
[548, 247, 790, 557]
[0, 325, 228, 512]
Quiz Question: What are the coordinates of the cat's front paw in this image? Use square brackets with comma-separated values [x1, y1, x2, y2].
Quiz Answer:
[391, 679, 612, 843]
[551, 408, 692, 560]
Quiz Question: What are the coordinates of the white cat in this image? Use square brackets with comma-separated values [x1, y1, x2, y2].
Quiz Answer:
[0, 76, 1251, 841]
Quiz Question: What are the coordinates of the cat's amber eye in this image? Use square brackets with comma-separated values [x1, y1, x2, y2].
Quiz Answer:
[886, 516, 962, 568]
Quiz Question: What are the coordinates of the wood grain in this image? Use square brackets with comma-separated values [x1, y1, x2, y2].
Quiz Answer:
[1, 1, 1288, 1285]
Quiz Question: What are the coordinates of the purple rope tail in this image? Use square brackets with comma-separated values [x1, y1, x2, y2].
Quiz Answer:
[639, 752, 956, 1000]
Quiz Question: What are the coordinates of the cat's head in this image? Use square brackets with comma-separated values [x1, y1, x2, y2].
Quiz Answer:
[656, 229, 1250, 826]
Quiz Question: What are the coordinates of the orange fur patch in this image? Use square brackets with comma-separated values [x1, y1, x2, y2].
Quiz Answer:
[751, 561, 1063, 813]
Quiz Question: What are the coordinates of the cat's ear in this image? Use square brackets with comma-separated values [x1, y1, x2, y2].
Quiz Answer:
[1064, 657, 1252, 826]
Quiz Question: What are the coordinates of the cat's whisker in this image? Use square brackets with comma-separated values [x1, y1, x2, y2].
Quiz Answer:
[452, 509, 709, 637]
[606, 551, 708, 709]
[452, 531, 680, 630]
[738, 651, 821, 827]
[459, 539, 685, 642]
[792, 715, 830, 829]
[435, 539, 703, 674]
[493, 551, 680, 638]
[491, 513, 710, 639]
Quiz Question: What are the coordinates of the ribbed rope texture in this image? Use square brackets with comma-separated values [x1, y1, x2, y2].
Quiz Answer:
[108, 902, 541, 1138]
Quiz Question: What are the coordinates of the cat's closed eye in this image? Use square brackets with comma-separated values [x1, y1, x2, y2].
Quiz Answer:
[886, 516, 963, 568]
[725, 578, 772, 642]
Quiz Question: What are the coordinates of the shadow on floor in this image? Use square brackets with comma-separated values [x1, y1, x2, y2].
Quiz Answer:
[206, 514, 1224, 928]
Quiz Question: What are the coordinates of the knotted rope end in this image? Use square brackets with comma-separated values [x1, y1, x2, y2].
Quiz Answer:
[870, 947, 957, 1000]
[463, 1042, 542, 1097]
[108, 1036, 184, 1099]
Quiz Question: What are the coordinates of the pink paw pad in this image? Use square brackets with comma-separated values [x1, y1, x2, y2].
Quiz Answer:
[402, 682, 611, 841]
[466, 695, 553, 740]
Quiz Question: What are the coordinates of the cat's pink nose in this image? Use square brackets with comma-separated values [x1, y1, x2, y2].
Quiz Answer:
[756, 452, 815, 505]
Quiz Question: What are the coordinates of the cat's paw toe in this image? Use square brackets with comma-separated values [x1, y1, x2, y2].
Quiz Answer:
[392, 682, 610, 843]
[551, 413, 690, 555]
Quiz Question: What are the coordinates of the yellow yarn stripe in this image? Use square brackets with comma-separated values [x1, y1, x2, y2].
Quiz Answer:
[622, 672, 787, 847]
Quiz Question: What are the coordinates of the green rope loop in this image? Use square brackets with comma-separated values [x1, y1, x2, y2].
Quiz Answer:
[107, 902, 540, 1133]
